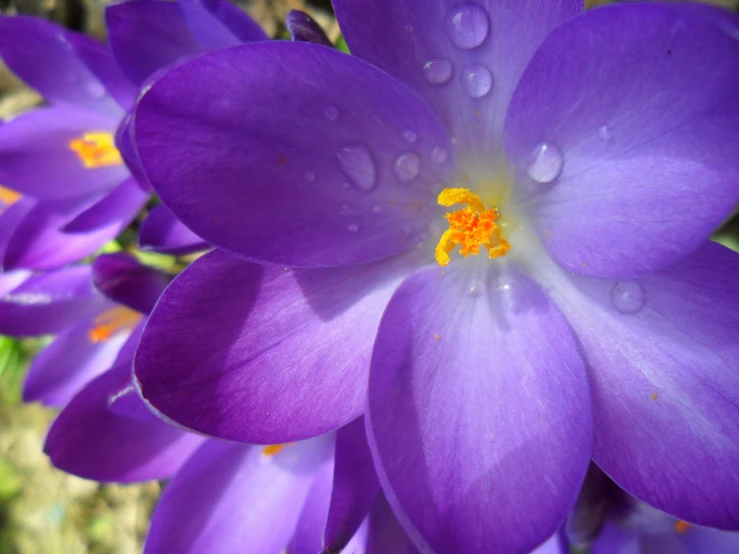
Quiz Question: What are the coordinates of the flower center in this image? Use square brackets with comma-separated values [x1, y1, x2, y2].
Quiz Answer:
[69, 132, 122, 168]
[434, 187, 510, 266]
[88, 306, 142, 343]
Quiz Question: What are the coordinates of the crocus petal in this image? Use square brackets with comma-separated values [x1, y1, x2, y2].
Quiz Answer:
[367, 263, 592, 554]
[144, 436, 333, 554]
[590, 523, 640, 554]
[333, 0, 581, 156]
[139, 204, 208, 255]
[45, 362, 203, 482]
[23, 306, 129, 407]
[134, 41, 453, 267]
[680, 526, 739, 554]
[0, 106, 127, 200]
[108, 382, 160, 422]
[287, 455, 336, 554]
[544, 241, 739, 528]
[92, 252, 170, 314]
[135, 248, 416, 443]
[0, 16, 122, 114]
[365, 493, 418, 554]
[62, 177, 148, 233]
[505, 3, 739, 278]
[532, 533, 569, 554]
[178, 0, 266, 50]
[287, 10, 333, 48]
[0, 197, 35, 260]
[0, 265, 103, 336]
[325, 416, 380, 552]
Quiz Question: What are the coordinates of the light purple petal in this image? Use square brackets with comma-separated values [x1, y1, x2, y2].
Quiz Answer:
[139, 204, 208, 255]
[367, 263, 592, 554]
[92, 252, 170, 314]
[333, 0, 581, 156]
[590, 523, 640, 554]
[135, 248, 416, 443]
[680, 526, 739, 554]
[544, 241, 739, 528]
[134, 41, 453, 267]
[62, 177, 148, 233]
[144, 436, 333, 554]
[505, 3, 739, 278]
[178, 0, 266, 50]
[287, 454, 336, 554]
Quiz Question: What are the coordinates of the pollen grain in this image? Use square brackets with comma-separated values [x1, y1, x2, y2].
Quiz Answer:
[88, 306, 142, 343]
[69, 132, 122, 169]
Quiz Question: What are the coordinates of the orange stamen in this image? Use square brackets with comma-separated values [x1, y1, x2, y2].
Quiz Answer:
[88, 306, 142, 343]
[262, 444, 289, 457]
[69, 132, 122, 169]
[434, 188, 510, 266]
[675, 520, 691, 534]
[0, 185, 21, 208]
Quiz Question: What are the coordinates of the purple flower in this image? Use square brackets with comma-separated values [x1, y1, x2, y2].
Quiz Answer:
[132, 2, 739, 553]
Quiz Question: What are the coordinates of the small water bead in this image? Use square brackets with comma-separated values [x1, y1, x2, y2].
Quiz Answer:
[341, 204, 349, 211]
[323, 105, 339, 122]
[304, 171, 316, 182]
[341, 182, 350, 190]
[462, 65, 493, 98]
[610, 280, 646, 315]
[431, 147, 448, 164]
[348, 223, 360, 233]
[394, 152, 421, 182]
[598, 125, 612, 142]
[446, 3, 490, 50]
[423, 59, 454, 85]
[337, 144, 377, 192]
[372, 206, 382, 214]
[468, 280, 484, 297]
[526, 142, 564, 183]
[404, 130, 418, 144]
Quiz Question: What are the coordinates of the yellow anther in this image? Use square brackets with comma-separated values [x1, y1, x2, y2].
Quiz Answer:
[434, 187, 510, 267]
[0, 185, 21, 209]
[69, 132, 122, 169]
[675, 521, 691, 534]
[88, 306, 142, 343]
[262, 444, 289, 457]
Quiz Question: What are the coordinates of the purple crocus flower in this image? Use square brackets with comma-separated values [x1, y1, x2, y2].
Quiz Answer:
[132, 1, 739, 553]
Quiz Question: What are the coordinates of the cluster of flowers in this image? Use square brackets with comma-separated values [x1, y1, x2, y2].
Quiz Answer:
[0, 0, 738, 552]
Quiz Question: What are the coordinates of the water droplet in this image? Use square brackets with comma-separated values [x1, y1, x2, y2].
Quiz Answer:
[304, 171, 316, 182]
[341, 182, 350, 190]
[462, 65, 493, 98]
[423, 59, 453, 85]
[341, 204, 349, 211]
[446, 3, 490, 50]
[404, 130, 418, 144]
[394, 152, 421, 182]
[337, 144, 377, 192]
[348, 223, 359, 233]
[468, 280, 484, 297]
[431, 147, 448, 164]
[87, 80, 106, 99]
[405, 24, 413, 33]
[598, 126, 612, 142]
[526, 142, 563, 183]
[610, 281, 645, 315]
[323, 105, 339, 122]
[372, 205, 382, 214]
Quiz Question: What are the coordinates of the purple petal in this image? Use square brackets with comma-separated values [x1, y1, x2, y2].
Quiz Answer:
[0, 106, 126, 200]
[680, 526, 739, 554]
[0, 196, 35, 260]
[590, 523, 639, 554]
[139, 204, 208, 255]
[45, 362, 203, 482]
[365, 493, 418, 554]
[287, 454, 336, 554]
[544, 241, 739, 528]
[62, 177, 148, 233]
[144, 436, 333, 554]
[505, 3, 739, 278]
[92, 253, 170, 314]
[325, 416, 380, 552]
[177, 0, 266, 50]
[287, 10, 333, 48]
[134, 41, 453, 267]
[0, 266, 104, 336]
[108, 381, 160, 422]
[367, 264, 592, 554]
[0, 16, 123, 113]
[333, 0, 581, 155]
[135, 248, 416, 443]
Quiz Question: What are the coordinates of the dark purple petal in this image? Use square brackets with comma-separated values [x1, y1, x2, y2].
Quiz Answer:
[325, 416, 380, 552]
[178, 0, 265, 50]
[134, 41, 453, 267]
[367, 264, 592, 554]
[0, 196, 35, 261]
[139, 204, 209, 255]
[333, 0, 581, 155]
[0, 266, 104, 336]
[0, 16, 123, 113]
[144, 436, 333, 554]
[365, 493, 418, 554]
[544, 242, 739, 528]
[0, 106, 126, 200]
[45, 362, 203, 482]
[505, 3, 739, 278]
[62, 177, 148, 233]
[286, 455, 335, 554]
[92, 253, 170, 314]
[287, 10, 333, 48]
[590, 523, 637, 554]
[135, 248, 416, 443]
[108, 382, 160, 422]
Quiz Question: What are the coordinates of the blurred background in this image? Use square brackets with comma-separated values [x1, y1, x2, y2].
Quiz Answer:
[0, 0, 737, 552]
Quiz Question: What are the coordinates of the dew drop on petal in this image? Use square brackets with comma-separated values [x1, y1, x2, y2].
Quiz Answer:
[598, 125, 612, 142]
[337, 144, 377, 192]
[423, 59, 454, 85]
[304, 171, 316, 182]
[526, 142, 563, 183]
[446, 3, 490, 50]
[462, 65, 493, 98]
[372, 205, 382, 214]
[610, 280, 645, 314]
[348, 223, 359, 233]
[404, 130, 418, 144]
[341, 182, 350, 190]
[341, 204, 349, 211]
[431, 147, 448, 164]
[394, 152, 421, 182]
[323, 105, 339, 122]
[468, 280, 483, 297]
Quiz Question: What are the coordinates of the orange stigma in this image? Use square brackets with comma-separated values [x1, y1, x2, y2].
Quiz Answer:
[262, 444, 289, 457]
[69, 132, 122, 168]
[434, 188, 510, 267]
[0, 185, 21, 209]
[88, 306, 142, 343]
[675, 520, 692, 534]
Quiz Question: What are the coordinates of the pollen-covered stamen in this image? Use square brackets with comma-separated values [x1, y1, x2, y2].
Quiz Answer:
[0, 185, 21, 209]
[88, 306, 142, 343]
[434, 187, 510, 266]
[674, 520, 692, 534]
[262, 444, 291, 457]
[69, 132, 122, 168]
